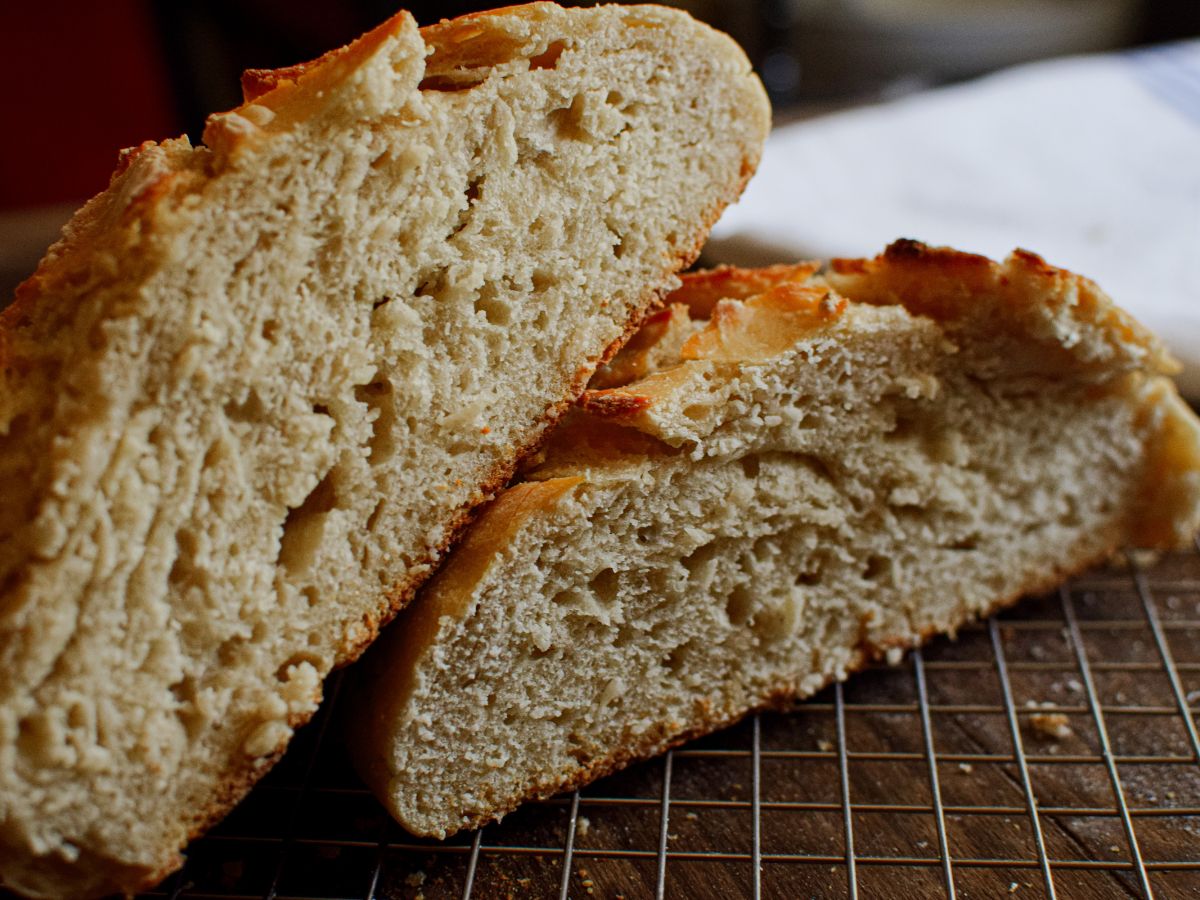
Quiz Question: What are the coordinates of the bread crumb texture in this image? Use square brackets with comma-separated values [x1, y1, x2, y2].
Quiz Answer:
[0, 4, 769, 896]
[350, 242, 1200, 838]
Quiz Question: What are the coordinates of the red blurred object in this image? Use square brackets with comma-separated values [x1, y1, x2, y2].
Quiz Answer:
[0, 1, 181, 209]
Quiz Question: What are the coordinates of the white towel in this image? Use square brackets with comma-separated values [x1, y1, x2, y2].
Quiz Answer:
[709, 42, 1200, 397]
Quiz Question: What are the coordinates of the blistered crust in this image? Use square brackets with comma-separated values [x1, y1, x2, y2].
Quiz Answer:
[828, 239, 1178, 376]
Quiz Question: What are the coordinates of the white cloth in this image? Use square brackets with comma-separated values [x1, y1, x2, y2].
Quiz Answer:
[708, 42, 1200, 397]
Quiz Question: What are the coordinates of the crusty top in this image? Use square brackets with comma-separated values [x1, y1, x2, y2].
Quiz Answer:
[526, 243, 1200, 544]
[827, 239, 1177, 375]
[586, 240, 1178, 415]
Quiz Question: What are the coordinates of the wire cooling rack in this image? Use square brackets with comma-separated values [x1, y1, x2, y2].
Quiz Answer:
[137, 542, 1200, 900]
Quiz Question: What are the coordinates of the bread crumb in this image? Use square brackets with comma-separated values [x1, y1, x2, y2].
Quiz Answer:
[958, 762, 973, 773]
[817, 739, 834, 752]
[576, 815, 591, 838]
[1028, 709, 1072, 741]
[885, 646, 904, 666]
[1025, 700, 1072, 740]
[1009, 882, 1019, 893]
[685, 811, 698, 820]
[1030, 713, 1071, 740]
[405, 871, 426, 887]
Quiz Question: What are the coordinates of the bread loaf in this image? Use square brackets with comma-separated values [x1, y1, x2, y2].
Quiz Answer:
[350, 241, 1200, 838]
[0, 5, 769, 895]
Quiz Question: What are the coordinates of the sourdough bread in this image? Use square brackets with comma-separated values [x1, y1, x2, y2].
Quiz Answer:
[350, 241, 1200, 838]
[0, 5, 769, 895]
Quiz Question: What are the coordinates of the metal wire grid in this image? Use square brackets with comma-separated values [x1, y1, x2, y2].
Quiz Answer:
[138, 542, 1200, 900]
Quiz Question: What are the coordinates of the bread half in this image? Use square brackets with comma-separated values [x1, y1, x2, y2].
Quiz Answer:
[0, 5, 769, 895]
[350, 241, 1200, 838]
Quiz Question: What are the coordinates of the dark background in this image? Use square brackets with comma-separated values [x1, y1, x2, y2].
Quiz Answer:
[1, 0, 1198, 211]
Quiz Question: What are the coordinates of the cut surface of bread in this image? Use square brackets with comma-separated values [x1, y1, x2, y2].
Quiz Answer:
[0, 5, 769, 895]
[350, 241, 1200, 838]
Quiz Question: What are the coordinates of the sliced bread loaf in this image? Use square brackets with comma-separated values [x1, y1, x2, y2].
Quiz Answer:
[0, 5, 769, 895]
[350, 241, 1200, 838]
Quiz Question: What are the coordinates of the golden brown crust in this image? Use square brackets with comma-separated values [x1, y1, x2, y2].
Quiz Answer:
[238, 4, 416, 106]
[1125, 376, 1200, 547]
[240, 5, 440, 104]
[572, 243, 1188, 444]
[587, 305, 685, 390]
[828, 239, 1178, 376]
[418, 3, 548, 73]
[205, 11, 421, 165]
[577, 278, 850, 428]
[678, 281, 847, 363]
[3, 139, 191, 340]
[668, 261, 819, 318]
[579, 390, 653, 417]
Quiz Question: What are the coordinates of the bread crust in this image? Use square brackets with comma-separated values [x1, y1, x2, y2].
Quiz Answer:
[828, 239, 1178, 376]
